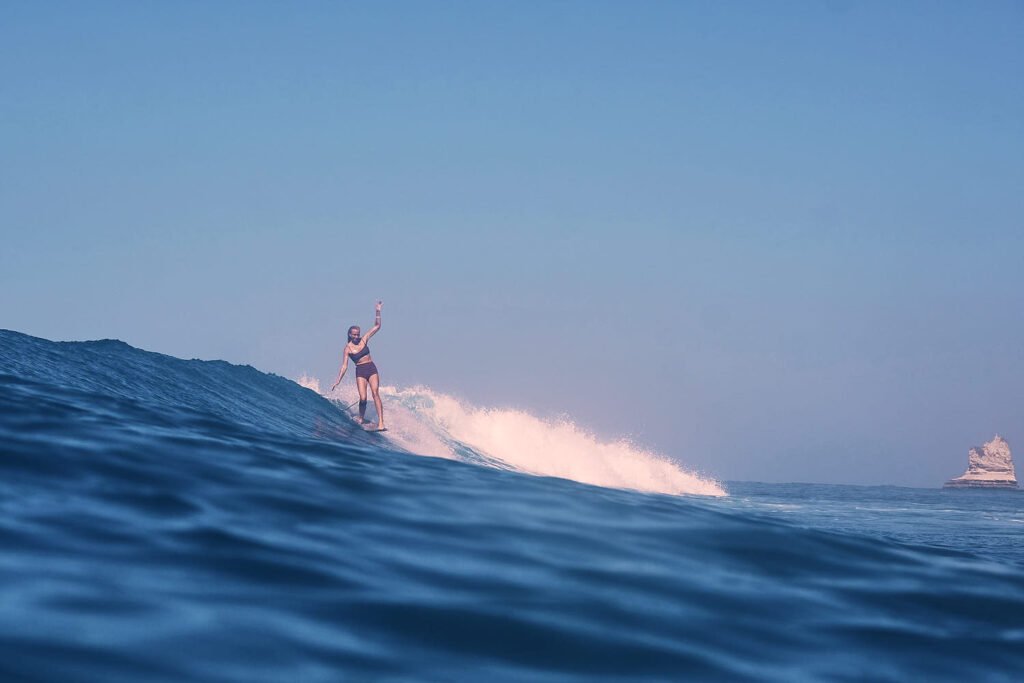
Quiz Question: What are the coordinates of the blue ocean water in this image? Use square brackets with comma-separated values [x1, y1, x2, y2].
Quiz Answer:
[1, 329, 1022, 682]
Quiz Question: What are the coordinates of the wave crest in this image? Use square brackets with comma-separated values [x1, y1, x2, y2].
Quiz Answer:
[335, 384, 725, 497]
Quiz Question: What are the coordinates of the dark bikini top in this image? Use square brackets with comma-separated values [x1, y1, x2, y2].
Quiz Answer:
[348, 344, 370, 362]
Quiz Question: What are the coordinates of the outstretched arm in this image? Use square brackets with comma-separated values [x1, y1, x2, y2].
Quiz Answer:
[331, 355, 349, 392]
[362, 300, 383, 343]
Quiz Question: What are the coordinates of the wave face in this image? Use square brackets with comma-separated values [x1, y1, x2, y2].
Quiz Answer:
[3, 329, 1024, 682]
[0, 330, 372, 446]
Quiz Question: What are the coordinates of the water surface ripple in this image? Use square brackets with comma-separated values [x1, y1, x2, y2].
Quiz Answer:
[2, 330, 1022, 682]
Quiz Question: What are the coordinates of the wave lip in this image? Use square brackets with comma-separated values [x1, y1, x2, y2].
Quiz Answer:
[366, 385, 725, 497]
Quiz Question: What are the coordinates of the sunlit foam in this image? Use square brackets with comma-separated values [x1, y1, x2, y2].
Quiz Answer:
[307, 377, 725, 497]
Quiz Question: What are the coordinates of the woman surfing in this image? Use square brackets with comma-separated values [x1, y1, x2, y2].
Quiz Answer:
[331, 300, 386, 431]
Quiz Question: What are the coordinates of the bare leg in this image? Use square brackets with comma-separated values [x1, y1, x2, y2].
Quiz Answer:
[356, 376, 369, 422]
[369, 372, 385, 429]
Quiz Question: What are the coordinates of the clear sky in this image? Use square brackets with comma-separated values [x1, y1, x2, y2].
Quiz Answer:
[3, 2, 1022, 486]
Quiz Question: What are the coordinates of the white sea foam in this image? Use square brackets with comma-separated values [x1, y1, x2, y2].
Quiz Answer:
[313, 378, 724, 497]
[390, 386, 724, 497]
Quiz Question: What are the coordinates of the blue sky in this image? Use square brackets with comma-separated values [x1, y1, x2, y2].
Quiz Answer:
[3, 2, 1022, 486]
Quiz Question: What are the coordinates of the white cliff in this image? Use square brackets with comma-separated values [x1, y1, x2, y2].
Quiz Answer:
[943, 435, 1018, 489]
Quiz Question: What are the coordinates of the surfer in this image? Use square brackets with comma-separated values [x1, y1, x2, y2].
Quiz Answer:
[331, 301, 386, 431]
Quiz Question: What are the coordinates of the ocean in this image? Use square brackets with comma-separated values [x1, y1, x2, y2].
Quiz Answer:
[1, 329, 1022, 682]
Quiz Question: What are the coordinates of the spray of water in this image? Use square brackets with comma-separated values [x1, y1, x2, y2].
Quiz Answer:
[311, 377, 725, 497]
[296, 373, 322, 394]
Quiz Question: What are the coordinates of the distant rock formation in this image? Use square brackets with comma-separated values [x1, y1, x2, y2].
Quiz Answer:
[944, 435, 1018, 489]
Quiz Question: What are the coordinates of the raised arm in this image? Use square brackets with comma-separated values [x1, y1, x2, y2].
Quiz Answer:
[362, 300, 383, 343]
[331, 354, 349, 392]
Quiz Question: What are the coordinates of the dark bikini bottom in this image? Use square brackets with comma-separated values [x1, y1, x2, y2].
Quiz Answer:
[355, 361, 378, 381]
